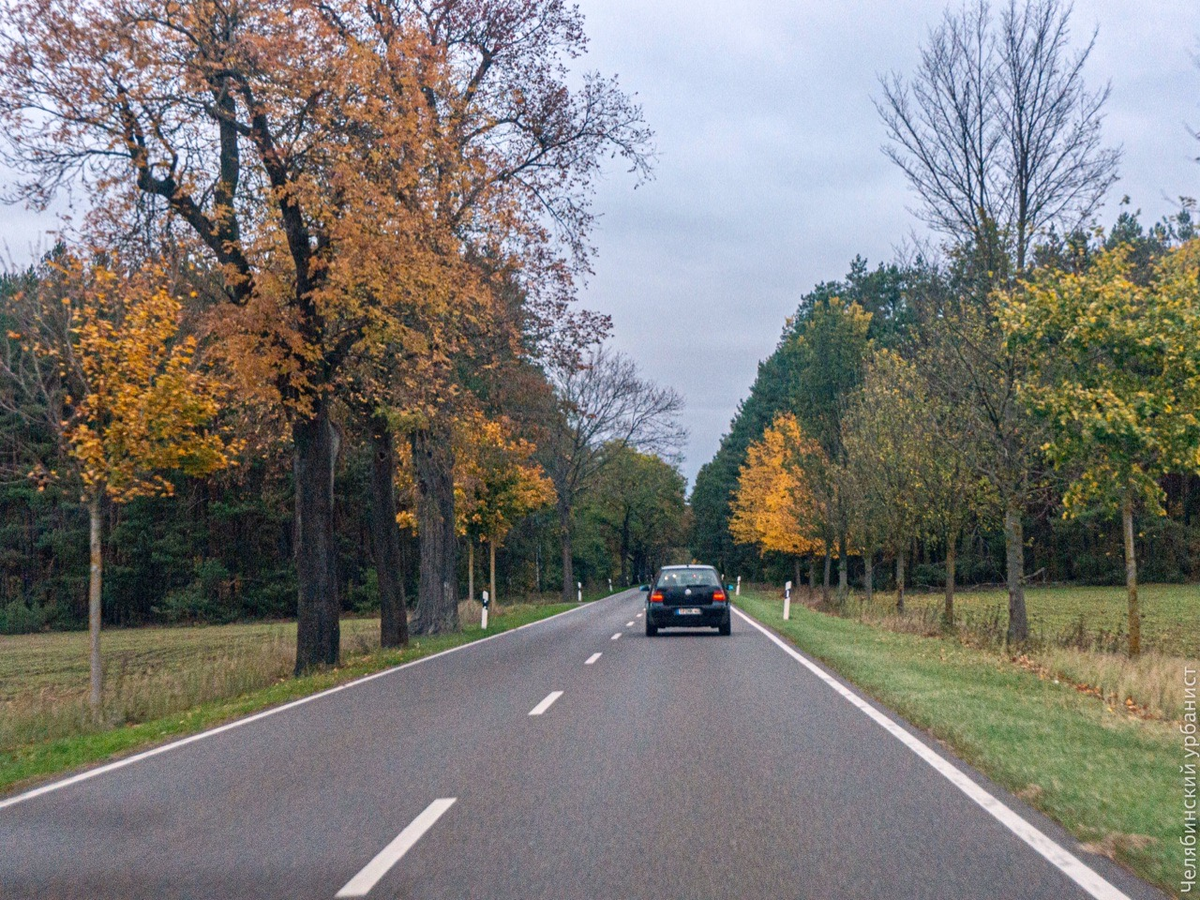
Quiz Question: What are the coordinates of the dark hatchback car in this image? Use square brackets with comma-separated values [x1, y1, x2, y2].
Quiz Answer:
[642, 564, 731, 636]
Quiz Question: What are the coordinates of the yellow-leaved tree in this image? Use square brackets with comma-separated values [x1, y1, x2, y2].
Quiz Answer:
[730, 413, 827, 587]
[459, 414, 556, 610]
[19, 255, 237, 712]
[1001, 241, 1200, 656]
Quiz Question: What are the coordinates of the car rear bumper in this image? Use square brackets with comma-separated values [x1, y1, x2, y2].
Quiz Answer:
[647, 604, 730, 628]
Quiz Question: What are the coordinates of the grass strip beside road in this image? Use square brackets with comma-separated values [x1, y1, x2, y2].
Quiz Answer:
[0, 602, 576, 799]
[736, 590, 1184, 897]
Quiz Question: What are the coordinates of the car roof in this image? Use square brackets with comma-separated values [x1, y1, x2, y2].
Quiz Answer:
[660, 564, 716, 571]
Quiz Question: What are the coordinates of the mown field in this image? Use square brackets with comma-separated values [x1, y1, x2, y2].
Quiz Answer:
[737, 588, 1194, 897]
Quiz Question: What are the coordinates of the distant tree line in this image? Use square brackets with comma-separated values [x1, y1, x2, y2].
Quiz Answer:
[691, 0, 1200, 657]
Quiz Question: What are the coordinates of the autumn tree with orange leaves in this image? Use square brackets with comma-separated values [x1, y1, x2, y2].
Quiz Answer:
[730, 413, 827, 589]
[0, 0, 650, 664]
[0, 255, 236, 712]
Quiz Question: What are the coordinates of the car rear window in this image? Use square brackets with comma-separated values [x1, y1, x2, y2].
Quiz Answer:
[656, 569, 720, 588]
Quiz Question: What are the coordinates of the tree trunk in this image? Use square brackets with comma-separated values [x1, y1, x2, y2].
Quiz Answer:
[837, 531, 849, 606]
[369, 420, 408, 649]
[619, 510, 631, 588]
[1122, 494, 1141, 657]
[558, 498, 574, 602]
[895, 549, 905, 613]
[410, 426, 458, 634]
[822, 542, 832, 607]
[943, 534, 957, 629]
[88, 495, 103, 717]
[864, 548, 874, 605]
[467, 541, 474, 602]
[1004, 503, 1029, 646]
[794, 556, 802, 593]
[294, 398, 341, 673]
[489, 537, 497, 613]
[809, 555, 818, 592]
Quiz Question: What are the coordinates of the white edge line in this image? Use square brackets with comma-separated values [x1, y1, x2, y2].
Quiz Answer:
[1, 598, 612, 811]
[528, 690, 563, 716]
[732, 607, 1133, 900]
[335, 797, 456, 898]
[585, 652, 602, 665]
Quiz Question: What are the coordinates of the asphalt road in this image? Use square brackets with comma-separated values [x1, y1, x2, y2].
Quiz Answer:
[0, 590, 1167, 900]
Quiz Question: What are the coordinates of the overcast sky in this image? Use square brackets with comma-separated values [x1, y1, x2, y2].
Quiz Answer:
[1, 1, 1197, 489]
[570, 0, 1199, 487]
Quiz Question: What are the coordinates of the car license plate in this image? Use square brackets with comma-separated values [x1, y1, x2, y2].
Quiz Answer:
[677, 608, 700, 615]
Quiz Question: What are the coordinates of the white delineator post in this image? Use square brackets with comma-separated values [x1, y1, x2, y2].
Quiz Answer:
[481, 590, 489, 630]
[784, 580, 792, 620]
[577, 581, 582, 603]
[736, 576, 741, 597]
[608, 578, 613, 594]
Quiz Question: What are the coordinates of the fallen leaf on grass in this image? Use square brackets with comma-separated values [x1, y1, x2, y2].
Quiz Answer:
[1016, 784, 1044, 802]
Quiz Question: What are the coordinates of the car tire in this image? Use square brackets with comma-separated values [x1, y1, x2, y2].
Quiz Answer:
[646, 620, 658, 637]
[718, 618, 731, 636]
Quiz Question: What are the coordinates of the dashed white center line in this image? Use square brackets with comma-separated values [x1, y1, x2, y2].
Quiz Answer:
[335, 798, 456, 898]
[611, 632, 621, 640]
[585, 652, 602, 665]
[635, 613, 642, 618]
[625, 621, 634, 627]
[528, 691, 563, 716]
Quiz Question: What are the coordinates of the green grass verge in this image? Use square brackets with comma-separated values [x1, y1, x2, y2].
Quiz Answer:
[0, 602, 576, 798]
[737, 590, 1188, 897]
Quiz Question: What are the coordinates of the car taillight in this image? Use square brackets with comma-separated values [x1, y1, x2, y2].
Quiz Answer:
[713, 590, 727, 602]
[649, 591, 664, 603]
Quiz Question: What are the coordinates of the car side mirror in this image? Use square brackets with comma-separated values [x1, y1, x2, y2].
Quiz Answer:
[639, 584, 650, 592]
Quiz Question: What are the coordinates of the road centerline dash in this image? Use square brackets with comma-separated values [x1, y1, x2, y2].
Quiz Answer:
[335, 798, 455, 898]
[611, 632, 621, 640]
[625, 621, 634, 627]
[585, 652, 602, 665]
[528, 691, 563, 716]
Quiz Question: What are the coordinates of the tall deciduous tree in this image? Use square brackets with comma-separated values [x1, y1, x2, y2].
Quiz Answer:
[876, 0, 1119, 271]
[3, 254, 236, 711]
[354, 0, 652, 634]
[582, 444, 687, 587]
[1001, 242, 1200, 656]
[840, 351, 929, 612]
[542, 346, 685, 601]
[912, 348, 998, 625]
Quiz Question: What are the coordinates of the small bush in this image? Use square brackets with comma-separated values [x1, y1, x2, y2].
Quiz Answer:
[0, 598, 49, 635]
[349, 568, 380, 614]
